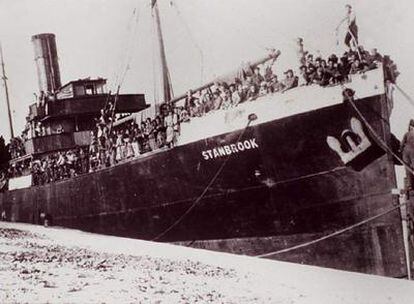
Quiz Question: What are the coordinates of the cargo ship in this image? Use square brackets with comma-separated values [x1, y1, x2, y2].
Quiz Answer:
[0, 2, 410, 278]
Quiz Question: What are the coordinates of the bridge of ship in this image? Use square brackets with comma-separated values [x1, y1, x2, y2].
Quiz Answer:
[24, 78, 149, 156]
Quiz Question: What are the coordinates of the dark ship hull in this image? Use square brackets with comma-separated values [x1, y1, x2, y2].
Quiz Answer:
[0, 81, 407, 277]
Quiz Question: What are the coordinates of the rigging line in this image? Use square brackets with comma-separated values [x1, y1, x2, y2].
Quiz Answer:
[342, 87, 414, 176]
[151, 117, 255, 242]
[119, 9, 140, 87]
[242, 0, 288, 50]
[122, 7, 139, 59]
[110, 12, 135, 91]
[111, 5, 140, 92]
[237, 24, 269, 52]
[166, 68, 174, 98]
[122, 7, 141, 79]
[256, 201, 409, 258]
[394, 84, 414, 109]
[108, 85, 121, 133]
[170, 0, 204, 84]
[107, 6, 141, 128]
[151, 10, 159, 116]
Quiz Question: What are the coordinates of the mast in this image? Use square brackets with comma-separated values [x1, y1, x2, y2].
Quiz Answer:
[152, 0, 174, 110]
[0, 42, 14, 139]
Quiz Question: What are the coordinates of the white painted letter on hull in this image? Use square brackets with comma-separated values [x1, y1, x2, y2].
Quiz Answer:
[201, 138, 259, 160]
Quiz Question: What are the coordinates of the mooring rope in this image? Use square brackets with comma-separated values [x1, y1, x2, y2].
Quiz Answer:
[151, 116, 256, 241]
[256, 201, 408, 258]
[395, 84, 414, 109]
[343, 88, 414, 176]
[256, 86, 411, 258]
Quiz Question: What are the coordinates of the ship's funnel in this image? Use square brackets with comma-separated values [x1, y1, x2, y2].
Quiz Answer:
[31, 33, 62, 94]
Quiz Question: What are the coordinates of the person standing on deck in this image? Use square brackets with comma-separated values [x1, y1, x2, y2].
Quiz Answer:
[296, 37, 308, 69]
[401, 119, 414, 189]
[336, 4, 358, 52]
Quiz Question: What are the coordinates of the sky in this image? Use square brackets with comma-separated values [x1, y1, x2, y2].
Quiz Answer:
[0, 0, 414, 144]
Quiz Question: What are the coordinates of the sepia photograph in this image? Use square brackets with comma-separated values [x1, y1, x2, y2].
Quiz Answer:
[0, 0, 414, 302]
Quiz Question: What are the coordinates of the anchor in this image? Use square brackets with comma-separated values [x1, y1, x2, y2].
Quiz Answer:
[327, 117, 384, 171]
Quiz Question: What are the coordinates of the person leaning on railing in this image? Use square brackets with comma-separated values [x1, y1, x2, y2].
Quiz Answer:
[281, 69, 298, 93]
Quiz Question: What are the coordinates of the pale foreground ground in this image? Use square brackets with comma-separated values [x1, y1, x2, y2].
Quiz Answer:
[0, 222, 414, 303]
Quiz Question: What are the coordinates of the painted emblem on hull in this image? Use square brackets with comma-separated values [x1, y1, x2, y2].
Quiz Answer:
[326, 117, 371, 165]
[202, 138, 259, 160]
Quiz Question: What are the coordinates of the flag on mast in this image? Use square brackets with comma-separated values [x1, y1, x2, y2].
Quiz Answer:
[344, 4, 358, 49]
[335, 4, 359, 51]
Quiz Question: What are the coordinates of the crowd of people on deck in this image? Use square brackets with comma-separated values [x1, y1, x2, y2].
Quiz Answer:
[297, 47, 377, 86]
[180, 47, 398, 120]
[8, 137, 26, 159]
[30, 149, 90, 185]
[87, 43, 398, 167]
[88, 100, 180, 171]
[1, 107, 182, 186]
[0, 40, 399, 187]
[4, 148, 90, 186]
